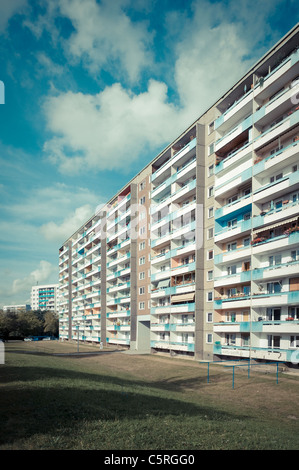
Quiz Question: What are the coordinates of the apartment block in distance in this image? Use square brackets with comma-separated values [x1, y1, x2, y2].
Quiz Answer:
[59, 24, 299, 364]
[31, 284, 58, 311]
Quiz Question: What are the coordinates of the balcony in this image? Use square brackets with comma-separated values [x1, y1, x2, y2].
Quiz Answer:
[213, 343, 291, 362]
[214, 319, 299, 334]
[215, 166, 252, 199]
[253, 139, 299, 177]
[150, 339, 195, 353]
[252, 260, 299, 281]
[252, 199, 299, 230]
[215, 194, 252, 219]
[251, 227, 299, 254]
[215, 88, 253, 132]
[214, 270, 251, 287]
[215, 115, 252, 154]
[253, 171, 299, 205]
[251, 290, 299, 307]
[151, 138, 196, 183]
[151, 302, 195, 315]
[215, 218, 252, 243]
[215, 245, 252, 265]
[253, 109, 299, 152]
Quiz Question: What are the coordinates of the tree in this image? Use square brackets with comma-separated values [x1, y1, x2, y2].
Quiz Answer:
[0, 311, 17, 340]
[43, 311, 59, 337]
[17, 311, 43, 337]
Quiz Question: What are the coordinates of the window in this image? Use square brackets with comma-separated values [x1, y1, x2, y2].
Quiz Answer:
[228, 194, 238, 204]
[243, 237, 250, 246]
[207, 250, 214, 260]
[268, 335, 280, 349]
[208, 186, 214, 198]
[208, 143, 214, 155]
[289, 307, 299, 319]
[269, 254, 281, 266]
[139, 271, 145, 280]
[227, 287, 237, 297]
[227, 242, 237, 251]
[207, 227, 214, 239]
[208, 207, 214, 218]
[227, 218, 237, 228]
[270, 173, 283, 183]
[208, 121, 214, 134]
[139, 241, 145, 250]
[275, 200, 282, 210]
[139, 302, 145, 310]
[139, 287, 145, 295]
[227, 265, 237, 275]
[139, 256, 145, 265]
[290, 336, 299, 348]
[267, 282, 281, 294]
[266, 308, 281, 321]
[139, 181, 145, 191]
[208, 164, 214, 177]
[270, 145, 283, 155]
[207, 270, 213, 281]
[207, 334, 213, 344]
[291, 250, 299, 261]
[140, 196, 145, 205]
[207, 291, 213, 302]
[207, 312, 213, 322]
[139, 226, 145, 235]
[225, 334, 236, 345]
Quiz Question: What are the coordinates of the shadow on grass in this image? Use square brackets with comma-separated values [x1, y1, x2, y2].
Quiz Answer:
[0, 361, 251, 447]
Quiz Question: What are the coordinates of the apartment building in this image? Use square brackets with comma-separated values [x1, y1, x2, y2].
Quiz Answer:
[3, 304, 31, 313]
[31, 284, 58, 311]
[59, 24, 299, 364]
[213, 28, 299, 363]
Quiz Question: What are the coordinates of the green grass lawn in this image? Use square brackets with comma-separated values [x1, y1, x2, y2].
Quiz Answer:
[0, 341, 298, 450]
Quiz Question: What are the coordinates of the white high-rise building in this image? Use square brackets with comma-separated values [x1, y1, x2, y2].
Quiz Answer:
[31, 284, 58, 311]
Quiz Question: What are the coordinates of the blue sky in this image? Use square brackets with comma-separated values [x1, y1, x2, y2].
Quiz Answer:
[0, 0, 298, 308]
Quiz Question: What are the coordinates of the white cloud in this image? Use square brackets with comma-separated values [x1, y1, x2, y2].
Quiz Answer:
[3, 182, 100, 224]
[40, 204, 94, 242]
[58, 0, 153, 83]
[5, 260, 57, 297]
[43, 80, 182, 174]
[41, 0, 286, 175]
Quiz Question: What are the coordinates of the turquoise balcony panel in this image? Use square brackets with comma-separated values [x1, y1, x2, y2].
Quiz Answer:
[289, 230, 299, 245]
[252, 214, 264, 229]
[286, 349, 299, 362]
[290, 109, 299, 127]
[252, 268, 264, 280]
[240, 271, 251, 282]
[213, 342, 222, 354]
[288, 291, 299, 304]
[214, 253, 223, 264]
[241, 115, 253, 131]
[253, 158, 265, 175]
[291, 48, 299, 65]
[240, 321, 250, 332]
